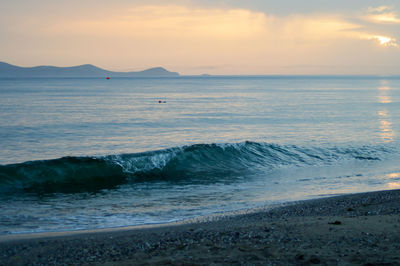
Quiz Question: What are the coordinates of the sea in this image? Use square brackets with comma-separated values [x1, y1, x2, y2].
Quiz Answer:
[1, 76, 400, 234]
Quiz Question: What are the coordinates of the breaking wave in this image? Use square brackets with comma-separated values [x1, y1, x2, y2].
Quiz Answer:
[0, 141, 391, 193]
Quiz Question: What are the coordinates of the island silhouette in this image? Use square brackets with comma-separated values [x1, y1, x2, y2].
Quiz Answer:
[0, 61, 179, 78]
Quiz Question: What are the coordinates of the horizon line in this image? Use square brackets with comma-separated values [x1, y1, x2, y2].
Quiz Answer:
[1, 61, 400, 77]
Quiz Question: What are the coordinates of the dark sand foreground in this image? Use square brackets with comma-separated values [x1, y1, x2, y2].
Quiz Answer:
[1, 190, 400, 265]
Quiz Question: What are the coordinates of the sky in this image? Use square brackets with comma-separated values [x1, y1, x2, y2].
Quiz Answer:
[1, 0, 400, 75]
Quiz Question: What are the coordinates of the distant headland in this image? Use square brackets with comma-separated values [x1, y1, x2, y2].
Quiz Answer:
[0, 61, 179, 78]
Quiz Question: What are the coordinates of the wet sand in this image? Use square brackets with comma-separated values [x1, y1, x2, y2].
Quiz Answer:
[1, 189, 400, 265]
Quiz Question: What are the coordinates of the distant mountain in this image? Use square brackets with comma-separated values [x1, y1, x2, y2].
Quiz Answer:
[0, 62, 180, 78]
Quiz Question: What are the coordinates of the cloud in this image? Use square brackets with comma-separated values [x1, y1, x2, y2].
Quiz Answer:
[2, 4, 399, 74]
[46, 5, 268, 39]
[368, 6, 393, 13]
[44, 5, 364, 42]
[365, 6, 400, 24]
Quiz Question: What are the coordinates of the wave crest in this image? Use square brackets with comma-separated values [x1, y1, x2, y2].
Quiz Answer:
[0, 142, 389, 194]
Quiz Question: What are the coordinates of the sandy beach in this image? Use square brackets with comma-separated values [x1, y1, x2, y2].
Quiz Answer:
[1, 189, 400, 265]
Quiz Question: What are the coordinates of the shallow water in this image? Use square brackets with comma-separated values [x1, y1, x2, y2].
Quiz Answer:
[1, 76, 400, 234]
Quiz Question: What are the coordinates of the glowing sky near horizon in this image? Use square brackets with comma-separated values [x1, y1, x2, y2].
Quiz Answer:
[1, 0, 400, 75]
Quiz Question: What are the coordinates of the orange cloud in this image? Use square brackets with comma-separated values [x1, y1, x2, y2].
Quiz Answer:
[44, 6, 368, 44]
[47, 6, 267, 39]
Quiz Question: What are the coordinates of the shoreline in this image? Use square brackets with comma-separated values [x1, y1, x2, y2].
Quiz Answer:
[1, 189, 400, 265]
[0, 201, 283, 243]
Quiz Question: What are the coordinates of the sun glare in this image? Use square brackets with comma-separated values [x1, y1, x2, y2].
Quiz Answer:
[371, 35, 399, 47]
[377, 36, 391, 45]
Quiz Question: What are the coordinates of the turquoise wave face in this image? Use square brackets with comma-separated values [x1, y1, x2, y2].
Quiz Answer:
[0, 141, 390, 194]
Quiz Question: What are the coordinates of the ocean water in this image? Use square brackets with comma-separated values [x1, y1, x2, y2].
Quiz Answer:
[1, 76, 400, 234]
